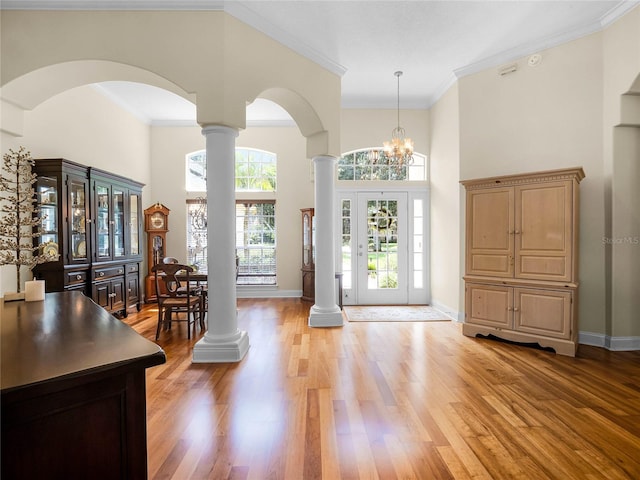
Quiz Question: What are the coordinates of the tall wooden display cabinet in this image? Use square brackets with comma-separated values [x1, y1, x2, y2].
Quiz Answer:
[461, 167, 584, 356]
[32, 159, 144, 317]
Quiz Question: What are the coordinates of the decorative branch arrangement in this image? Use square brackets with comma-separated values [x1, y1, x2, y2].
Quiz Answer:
[0, 146, 57, 294]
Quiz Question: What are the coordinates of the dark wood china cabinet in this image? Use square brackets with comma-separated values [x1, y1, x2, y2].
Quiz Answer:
[32, 159, 143, 317]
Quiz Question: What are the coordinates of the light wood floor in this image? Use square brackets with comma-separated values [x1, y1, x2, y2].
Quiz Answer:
[124, 299, 640, 480]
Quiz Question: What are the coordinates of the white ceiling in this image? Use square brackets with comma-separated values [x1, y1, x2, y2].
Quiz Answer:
[4, 0, 639, 125]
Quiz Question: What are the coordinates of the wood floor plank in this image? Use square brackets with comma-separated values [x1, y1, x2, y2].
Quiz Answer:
[119, 299, 640, 479]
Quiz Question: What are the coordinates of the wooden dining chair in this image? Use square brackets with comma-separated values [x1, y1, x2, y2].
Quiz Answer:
[151, 263, 203, 340]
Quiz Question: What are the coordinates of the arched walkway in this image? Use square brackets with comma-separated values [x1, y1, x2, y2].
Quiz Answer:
[1, 18, 344, 359]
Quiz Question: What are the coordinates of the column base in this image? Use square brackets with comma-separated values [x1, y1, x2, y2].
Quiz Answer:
[308, 304, 344, 327]
[192, 330, 250, 363]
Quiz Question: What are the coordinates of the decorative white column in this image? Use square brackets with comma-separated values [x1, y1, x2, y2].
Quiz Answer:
[193, 125, 249, 363]
[309, 155, 343, 327]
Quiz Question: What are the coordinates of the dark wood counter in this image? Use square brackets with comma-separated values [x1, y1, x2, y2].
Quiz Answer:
[1, 291, 166, 479]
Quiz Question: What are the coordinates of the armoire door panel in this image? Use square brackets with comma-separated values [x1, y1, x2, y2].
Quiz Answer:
[515, 181, 572, 281]
[519, 256, 567, 277]
[471, 255, 511, 275]
[467, 188, 514, 277]
[514, 288, 571, 339]
[466, 283, 512, 329]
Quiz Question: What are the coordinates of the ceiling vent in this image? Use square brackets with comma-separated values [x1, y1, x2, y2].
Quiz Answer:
[498, 63, 518, 76]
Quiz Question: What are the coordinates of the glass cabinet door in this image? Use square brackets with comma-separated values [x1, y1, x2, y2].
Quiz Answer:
[37, 176, 59, 257]
[129, 192, 140, 256]
[312, 214, 316, 266]
[69, 177, 88, 262]
[303, 212, 311, 267]
[301, 208, 315, 268]
[113, 187, 125, 258]
[96, 185, 111, 259]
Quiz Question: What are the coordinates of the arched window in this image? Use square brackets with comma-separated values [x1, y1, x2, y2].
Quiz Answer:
[186, 148, 276, 192]
[337, 148, 427, 181]
[185, 148, 277, 284]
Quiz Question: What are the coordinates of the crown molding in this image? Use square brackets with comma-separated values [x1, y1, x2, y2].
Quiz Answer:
[223, 1, 346, 77]
[0, 1, 225, 10]
[599, 0, 640, 27]
[425, 73, 458, 109]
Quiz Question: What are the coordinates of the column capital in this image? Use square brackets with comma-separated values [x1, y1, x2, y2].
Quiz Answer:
[201, 124, 239, 138]
[312, 154, 338, 164]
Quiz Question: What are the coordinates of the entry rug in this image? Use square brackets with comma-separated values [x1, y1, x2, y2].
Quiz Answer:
[343, 305, 450, 322]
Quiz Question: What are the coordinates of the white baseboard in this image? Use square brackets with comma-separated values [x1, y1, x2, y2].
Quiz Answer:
[579, 331, 640, 351]
[430, 300, 462, 322]
[236, 288, 301, 299]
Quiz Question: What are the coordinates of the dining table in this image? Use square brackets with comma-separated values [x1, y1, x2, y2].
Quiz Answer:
[175, 273, 208, 323]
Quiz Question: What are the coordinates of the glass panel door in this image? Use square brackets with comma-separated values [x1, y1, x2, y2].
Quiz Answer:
[129, 192, 140, 256]
[37, 176, 59, 258]
[356, 192, 407, 304]
[96, 185, 111, 259]
[340, 199, 352, 290]
[69, 178, 88, 262]
[113, 188, 125, 258]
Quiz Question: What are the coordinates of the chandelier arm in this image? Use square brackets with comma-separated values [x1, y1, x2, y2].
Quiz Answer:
[397, 71, 400, 130]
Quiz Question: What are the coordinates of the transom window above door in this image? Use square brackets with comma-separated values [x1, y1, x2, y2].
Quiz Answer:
[338, 148, 427, 181]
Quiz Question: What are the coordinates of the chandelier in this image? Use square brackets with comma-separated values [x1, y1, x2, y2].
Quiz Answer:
[370, 71, 414, 170]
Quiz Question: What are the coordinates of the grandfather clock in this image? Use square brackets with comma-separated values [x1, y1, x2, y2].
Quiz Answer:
[144, 203, 170, 303]
[301, 208, 315, 302]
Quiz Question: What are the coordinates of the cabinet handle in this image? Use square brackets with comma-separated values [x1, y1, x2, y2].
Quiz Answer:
[514, 230, 521, 235]
[99, 272, 105, 277]
[513, 307, 519, 312]
[76, 274, 82, 280]
[118, 269, 123, 274]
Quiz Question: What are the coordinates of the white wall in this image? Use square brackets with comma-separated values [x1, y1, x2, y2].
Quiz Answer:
[429, 84, 462, 318]
[0, 85, 151, 296]
[340, 109, 429, 157]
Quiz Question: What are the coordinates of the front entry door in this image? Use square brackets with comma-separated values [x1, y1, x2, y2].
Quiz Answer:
[356, 192, 408, 304]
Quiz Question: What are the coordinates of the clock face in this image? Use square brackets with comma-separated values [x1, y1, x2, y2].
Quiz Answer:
[150, 212, 166, 230]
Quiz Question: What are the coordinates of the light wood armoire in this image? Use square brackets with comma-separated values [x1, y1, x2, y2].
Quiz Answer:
[461, 167, 585, 356]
